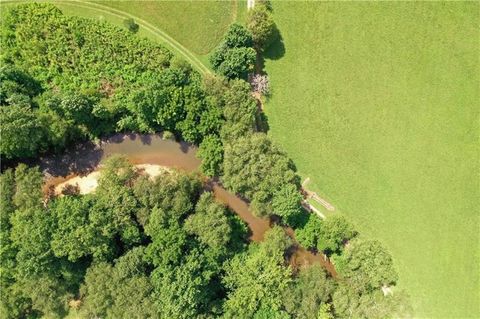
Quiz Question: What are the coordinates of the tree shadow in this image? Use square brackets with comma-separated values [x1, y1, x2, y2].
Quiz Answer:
[39, 140, 104, 177]
[179, 141, 191, 154]
[256, 110, 270, 133]
[264, 27, 286, 62]
[254, 27, 286, 75]
[139, 134, 152, 145]
[286, 209, 311, 229]
[106, 133, 125, 144]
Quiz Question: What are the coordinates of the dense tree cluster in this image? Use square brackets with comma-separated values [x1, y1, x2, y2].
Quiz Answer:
[209, 24, 256, 79]
[331, 238, 411, 319]
[197, 76, 259, 177]
[0, 158, 407, 319]
[222, 133, 300, 217]
[0, 157, 234, 318]
[0, 4, 224, 159]
[1, 158, 410, 319]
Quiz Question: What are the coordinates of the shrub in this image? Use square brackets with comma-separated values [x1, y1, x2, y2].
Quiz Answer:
[123, 18, 139, 33]
[250, 73, 270, 95]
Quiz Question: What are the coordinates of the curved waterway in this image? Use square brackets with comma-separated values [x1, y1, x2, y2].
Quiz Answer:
[40, 133, 336, 275]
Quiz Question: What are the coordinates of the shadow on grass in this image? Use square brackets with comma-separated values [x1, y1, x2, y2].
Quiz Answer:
[255, 27, 286, 74]
[264, 27, 286, 61]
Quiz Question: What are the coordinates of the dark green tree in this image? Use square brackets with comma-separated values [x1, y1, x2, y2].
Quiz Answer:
[197, 135, 224, 177]
[210, 24, 255, 79]
[223, 23, 254, 48]
[145, 208, 187, 268]
[49, 195, 115, 261]
[222, 133, 298, 217]
[332, 282, 412, 319]
[316, 214, 356, 254]
[80, 248, 157, 319]
[151, 249, 219, 319]
[272, 183, 303, 223]
[0, 105, 45, 159]
[283, 264, 335, 319]
[223, 227, 292, 318]
[295, 213, 323, 250]
[341, 239, 398, 291]
[79, 262, 115, 318]
[220, 79, 258, 142]
[58, 92, 95, 127]
[216, 47, 256, 79]
[0, 65, 42, 104]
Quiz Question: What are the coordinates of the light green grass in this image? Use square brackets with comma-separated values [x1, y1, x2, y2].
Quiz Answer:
[264, 2, 479, 318]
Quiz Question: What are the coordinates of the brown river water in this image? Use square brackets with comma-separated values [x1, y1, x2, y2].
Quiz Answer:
[40, 133, 336, 275]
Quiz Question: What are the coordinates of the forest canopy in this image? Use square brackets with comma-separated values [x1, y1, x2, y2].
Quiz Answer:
[0, 3, 223, 159]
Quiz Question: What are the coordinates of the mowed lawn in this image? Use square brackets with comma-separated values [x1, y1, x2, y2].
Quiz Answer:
[92, 0, 238, 55]
[264, 2, 479, 318]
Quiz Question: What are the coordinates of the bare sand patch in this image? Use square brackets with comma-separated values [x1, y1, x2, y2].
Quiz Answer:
[54, 164, 169, 195]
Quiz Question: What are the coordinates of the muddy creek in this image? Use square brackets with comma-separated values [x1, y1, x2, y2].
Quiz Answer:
[41, 133, 336, 275]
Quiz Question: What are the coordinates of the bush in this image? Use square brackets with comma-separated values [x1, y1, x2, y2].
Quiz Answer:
[250, 74, 270, 95]
[123, 18, 139, 33]
[162, 131, 175, 140]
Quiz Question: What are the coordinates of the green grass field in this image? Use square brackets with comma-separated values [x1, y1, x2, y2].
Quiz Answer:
[264, 2, 479, 318]
[92, 0, 237, 55]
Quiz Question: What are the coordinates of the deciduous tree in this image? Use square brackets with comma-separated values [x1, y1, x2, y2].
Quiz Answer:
[185, 192, 231, 251]
[197, 135, 223, 177]
[283, 264, 335, 319]
[246, 3, 278, 51]
[341, 239, 398, 291]
[316, 214, 356, 254]
[272, 183, 303, 223]
[223, 227, 292, 318]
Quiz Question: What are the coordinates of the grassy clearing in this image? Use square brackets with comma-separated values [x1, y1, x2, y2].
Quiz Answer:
[264, 2, 479, 318]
